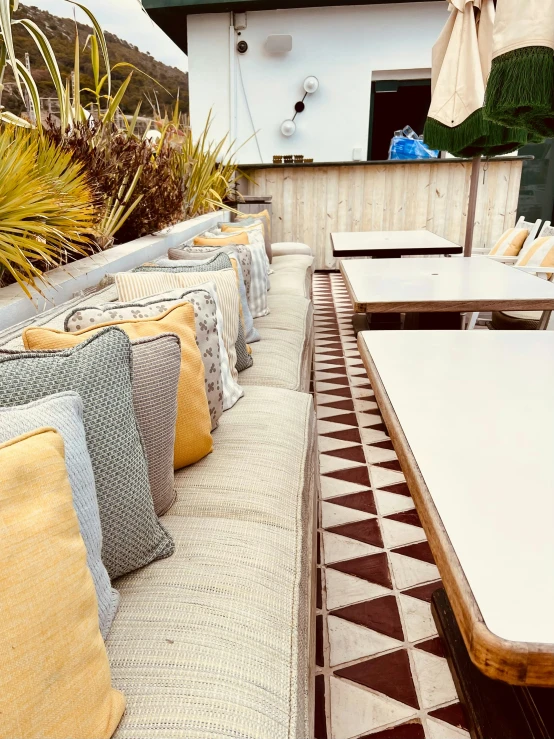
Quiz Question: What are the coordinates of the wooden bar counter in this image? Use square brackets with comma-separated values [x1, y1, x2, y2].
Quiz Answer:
[240, 156, 530, 270]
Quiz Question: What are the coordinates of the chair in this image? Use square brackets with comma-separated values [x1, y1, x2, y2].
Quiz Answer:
[465, 218, 544, 329]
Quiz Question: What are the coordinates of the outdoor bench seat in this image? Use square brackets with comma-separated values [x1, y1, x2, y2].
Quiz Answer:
[240, 326, 312, 392]
[255, 293, 313, 334]
[270, 255, 314, 299]
[272, 242, 313, 259]
[108, 385, 316, 738]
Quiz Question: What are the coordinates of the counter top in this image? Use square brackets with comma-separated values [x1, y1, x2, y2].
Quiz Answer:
[241, 155, 533, 170]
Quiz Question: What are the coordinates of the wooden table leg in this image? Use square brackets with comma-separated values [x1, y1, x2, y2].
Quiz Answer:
[431, 588, 554, 739]
[404, 312, 463, 330]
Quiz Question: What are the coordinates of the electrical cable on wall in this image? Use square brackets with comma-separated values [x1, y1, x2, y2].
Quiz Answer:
[237, 54, 264, 163]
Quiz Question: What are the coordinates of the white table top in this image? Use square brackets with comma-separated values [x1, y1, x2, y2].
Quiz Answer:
[332, 230, 462, 255]
[360, 330, 554, 645]
[340, 256, 554, 312]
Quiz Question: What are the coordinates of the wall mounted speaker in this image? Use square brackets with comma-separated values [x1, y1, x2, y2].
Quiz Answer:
[265, 34, 293, 53]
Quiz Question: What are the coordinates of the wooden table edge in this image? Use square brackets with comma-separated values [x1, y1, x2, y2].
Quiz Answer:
[357, 334, 554, 687]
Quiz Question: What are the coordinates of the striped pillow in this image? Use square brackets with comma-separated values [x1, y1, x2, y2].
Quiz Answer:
[515, 235, 554, 267]
[489, 227, 529, 256]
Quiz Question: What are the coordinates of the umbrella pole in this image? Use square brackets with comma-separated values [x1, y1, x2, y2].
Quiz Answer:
[464, 156, 481, 257]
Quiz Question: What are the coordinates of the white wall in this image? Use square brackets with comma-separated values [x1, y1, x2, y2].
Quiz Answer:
[187, 2, 448, 164]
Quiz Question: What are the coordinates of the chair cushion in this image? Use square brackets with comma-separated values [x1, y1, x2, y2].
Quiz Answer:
[240, 326, 313, 392]
[489, 227, 529, 256]
[0, 428, 125, 739]
[109, 387, 316, 739]
[491, 310, 542, 330]
[0, 392, 118, 639]
[515, 235, 554, 267]
[0, 328, 174, 580]
[271, 242, 313, 258]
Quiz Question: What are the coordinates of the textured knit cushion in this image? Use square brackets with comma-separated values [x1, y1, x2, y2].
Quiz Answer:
[269, 260, 313, 299]
[488, 227, 529, 256]
[122, 335, 181, 515]
[115, 270, 242, 384]
[65, 291, 223, 432]
[193, 231, 250, 246]
[106, 386, 316, 739]
[169, 244, 253, 304]
[242, 325, 312, 393]
[131, 255, 253, 373]
[23, 303, 213, 472]
[0, 328, 174, 580]
[0, 428, 125, 739]
[515, 235, 554, 267]
[0, 392, 118, 640]
[156, 254, 260, 345]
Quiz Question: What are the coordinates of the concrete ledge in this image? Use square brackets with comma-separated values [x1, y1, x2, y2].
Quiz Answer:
[0, 211, 228, 331]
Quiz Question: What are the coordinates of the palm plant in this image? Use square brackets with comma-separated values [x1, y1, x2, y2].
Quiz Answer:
[0, 124, 96, 295]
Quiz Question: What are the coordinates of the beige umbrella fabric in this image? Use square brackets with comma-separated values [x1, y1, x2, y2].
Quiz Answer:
[425, 0, 529, 156]
[484, 0, 554, 138]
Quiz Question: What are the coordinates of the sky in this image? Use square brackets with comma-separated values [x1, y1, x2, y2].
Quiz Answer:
[26, 0, 188, 71]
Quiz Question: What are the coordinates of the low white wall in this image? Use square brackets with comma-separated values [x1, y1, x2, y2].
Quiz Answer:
[187, 2, 447, 164]
[0, 211, 229, 332]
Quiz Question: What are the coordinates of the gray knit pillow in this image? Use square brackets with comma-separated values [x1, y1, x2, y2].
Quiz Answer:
[133, 254, 253, 372]
[0, 392, 119, 639]
[0, 327, 175, 580]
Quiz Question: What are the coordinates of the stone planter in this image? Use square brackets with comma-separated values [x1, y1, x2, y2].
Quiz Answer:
[0, 210, 229, 332]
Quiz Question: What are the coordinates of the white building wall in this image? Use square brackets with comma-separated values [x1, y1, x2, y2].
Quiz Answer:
[187, 2, 448, 164]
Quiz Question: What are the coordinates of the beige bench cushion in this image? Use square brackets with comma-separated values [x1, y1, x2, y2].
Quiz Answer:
[269, 259, 313, 300]
[255, 294, 312, 334]
[272, 254, 314, 273]
[109, 387, 316, 739]
[240, 325, 313, 392]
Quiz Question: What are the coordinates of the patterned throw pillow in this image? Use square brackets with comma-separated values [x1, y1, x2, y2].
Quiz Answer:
[0, 392, 118, 639]
[0, 327, 175, 580]
[488, 227, 529, 256]
[65, 289, 224, 430]
[0, 428, 125, 739]
[132, 254, 253, 372]
[515, 235, 554, 267]
[114, 269, 242, 385]
[155, 254, 260, 344]
[192, 233, 269, 318]
[23, 303, 214, 472]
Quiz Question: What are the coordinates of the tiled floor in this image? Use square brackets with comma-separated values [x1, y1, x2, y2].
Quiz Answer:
[313, 272, 470, 739]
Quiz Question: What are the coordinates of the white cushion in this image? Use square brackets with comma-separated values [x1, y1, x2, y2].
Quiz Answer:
[271, 242, 313, 258]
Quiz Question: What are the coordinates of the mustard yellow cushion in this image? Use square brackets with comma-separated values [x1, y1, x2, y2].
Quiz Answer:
[194, 231, 249, 246]
[23, 303, 212, 471]
[236, 209, 271, 237]
[0, 428, 125, 739]
[223, 221, 264, 237]
[489, 227, 529, 256]
[516, 235, 554, 267]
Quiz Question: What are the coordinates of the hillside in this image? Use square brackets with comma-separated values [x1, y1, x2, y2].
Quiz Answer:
[2, 4, 188, 117]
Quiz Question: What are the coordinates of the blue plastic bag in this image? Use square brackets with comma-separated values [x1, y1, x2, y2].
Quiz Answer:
[389, 136, 439, 160]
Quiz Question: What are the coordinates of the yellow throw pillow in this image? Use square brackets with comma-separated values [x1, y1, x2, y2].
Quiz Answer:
[236, 209, 271, 237]
[23, 304, 212, 471]
[516, 235, 554, 267]
[194, 231, 249, 246]
[488, 227, 529, 256]
[0, 428, 125, 739]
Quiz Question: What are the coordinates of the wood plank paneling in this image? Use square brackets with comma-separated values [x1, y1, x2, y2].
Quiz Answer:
[244, 160, 524, 270]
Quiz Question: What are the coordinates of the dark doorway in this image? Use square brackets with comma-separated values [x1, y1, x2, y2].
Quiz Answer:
[368, 79, 432, 161]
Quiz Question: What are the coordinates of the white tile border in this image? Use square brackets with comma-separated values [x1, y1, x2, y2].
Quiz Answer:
[0, 210, 229, 331]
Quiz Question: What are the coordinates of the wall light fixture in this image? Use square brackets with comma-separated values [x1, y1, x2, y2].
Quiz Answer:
[280, 76, 320, 137]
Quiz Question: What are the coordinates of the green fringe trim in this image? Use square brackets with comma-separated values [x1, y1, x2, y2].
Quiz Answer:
[424, 108, 529, 158]
[484, 46, 554, 139]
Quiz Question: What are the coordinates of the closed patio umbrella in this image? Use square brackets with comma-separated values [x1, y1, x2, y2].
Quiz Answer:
[484, 0, 554, 139]
[424, 0, 528, 158]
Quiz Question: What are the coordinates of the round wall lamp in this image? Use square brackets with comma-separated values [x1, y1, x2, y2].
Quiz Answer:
[280, 76, 320, 137]
[281, 119, 296, 137]
[303, 76, 319, 94]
